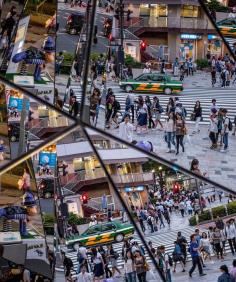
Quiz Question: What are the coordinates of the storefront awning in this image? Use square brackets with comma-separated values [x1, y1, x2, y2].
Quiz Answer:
[3, 243, 27, 265]
[98, 149, 149, 164]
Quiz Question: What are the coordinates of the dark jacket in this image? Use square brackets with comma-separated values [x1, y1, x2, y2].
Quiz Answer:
[193, 106, 202, 118]
[69, 101, 79, 117]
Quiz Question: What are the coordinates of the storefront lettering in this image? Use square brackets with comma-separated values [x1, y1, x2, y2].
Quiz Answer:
[27, 243, 43, 250]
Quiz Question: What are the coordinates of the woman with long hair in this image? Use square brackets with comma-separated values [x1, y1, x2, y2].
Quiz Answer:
[145, 96, 155, 129]
[91, 247, 105, 280]
[153, 97, 163, 129]
[164, 112, 176, 153]
[166, 97, 175, 115]
[192, 100, 202, 134]
[107, 244, 121, 277]
[136, 97, 148, 133]
[200, 232, 212, 262]
[175, 113, 185, 155]
[134, 250, 147, 282]
[125, 250, 137, 282]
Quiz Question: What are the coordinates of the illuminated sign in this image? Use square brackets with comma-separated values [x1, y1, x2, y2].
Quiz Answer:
[125, 186, 144, 192]
[208, 34, 217, 40]
[181, 34, 201, 40]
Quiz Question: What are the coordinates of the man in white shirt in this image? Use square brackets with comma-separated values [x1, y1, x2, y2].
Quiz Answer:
[119, 114, 133, 143]
[77, 265, 92, 282]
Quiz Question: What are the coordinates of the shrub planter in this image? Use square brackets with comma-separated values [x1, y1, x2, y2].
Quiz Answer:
[212, 205, 227, 219]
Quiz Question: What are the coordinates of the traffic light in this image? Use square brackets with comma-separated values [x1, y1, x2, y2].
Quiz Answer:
[93, 25, 98, 44]
[140, 40, 147, 51]
[173, 183, 180, 194]
[81, 193, 88, 204]
[127, 9, 132, 21]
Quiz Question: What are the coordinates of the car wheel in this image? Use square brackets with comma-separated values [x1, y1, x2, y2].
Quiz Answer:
[115, 233, 124, 243]
[73, 242, 80, 251]
[125, 85, 133, 93]
[69, 28, 77, 35]
[164, 87, 172, 95]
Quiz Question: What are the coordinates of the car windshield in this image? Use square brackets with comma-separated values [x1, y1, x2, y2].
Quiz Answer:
[101, 223, 117, 232]
[85, 225, 101, 235]
[223, 19, 236, 26]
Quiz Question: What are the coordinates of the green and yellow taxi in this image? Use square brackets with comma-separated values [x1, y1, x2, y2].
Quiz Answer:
[119, 73, 183, 95]
[65, 221, 134, 250]
[217, 18, 236, 37]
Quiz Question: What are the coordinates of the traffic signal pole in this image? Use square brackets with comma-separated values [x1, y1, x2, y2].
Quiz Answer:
[119, 0, 124, 79]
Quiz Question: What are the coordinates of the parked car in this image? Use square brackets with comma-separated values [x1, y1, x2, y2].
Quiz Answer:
[65, 220, 134, 250]
[119, 73, 183, 94]
[66, 13, 84, 35]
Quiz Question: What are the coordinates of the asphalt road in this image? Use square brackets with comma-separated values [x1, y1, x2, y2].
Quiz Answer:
[56, 1, 109, 55]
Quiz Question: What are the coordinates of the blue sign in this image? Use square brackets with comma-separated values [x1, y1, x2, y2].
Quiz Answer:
[8, 96, 30, 111]
[39, 152, 57, 167]
[125, 186, 144, 192]
[181, 34, 201, 40]
[208, 34, 217, 40]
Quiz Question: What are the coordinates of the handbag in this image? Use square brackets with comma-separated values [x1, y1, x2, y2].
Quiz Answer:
[144, 260, 150, 271]
[190, 112, 196, 121]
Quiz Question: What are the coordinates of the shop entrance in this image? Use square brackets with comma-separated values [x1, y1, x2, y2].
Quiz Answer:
[179, 40, 196, 61]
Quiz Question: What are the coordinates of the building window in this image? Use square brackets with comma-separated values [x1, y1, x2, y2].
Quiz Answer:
[140, 4, 168, 17]
[140, 4, 150, 16]
[181, 5, 199, 18]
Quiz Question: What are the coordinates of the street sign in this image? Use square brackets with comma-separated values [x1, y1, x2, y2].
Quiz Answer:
[0, 232, 22, 244]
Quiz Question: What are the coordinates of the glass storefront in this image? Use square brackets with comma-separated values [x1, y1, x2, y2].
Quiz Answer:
[179, 40, 196, 61]
[207, 35, 222, 57]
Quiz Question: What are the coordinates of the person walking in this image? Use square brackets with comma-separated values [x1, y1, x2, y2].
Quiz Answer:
[189, 234, 206, 278]
[230, 260, 236, 281]
[177, 231, 188, 265]
[77, 265, 92, 282]
[175, 113, 185, 155]
[192, 101, 202, 134]
[211, 66, 217, 87]
[212, 227, 224, 260]
[153, 97, 164, 129]
[124, 92, 135, 123]
[134, 250, 147, 282]
[164, 112, 176, 153]
[61, 251, 74, 282]
[136, 97, 148, 133]
[69, 96, 79, 117]
[145, 96, 155, 129]
[125, 250, 137, 282]
[108, 245, 121, 277]
[119, 114, 133, 143]
[199, 232, 212, 262]
[91, 248, 105, 280]
[209, 108, 218, 149]
[221, 108, 230, 152]
[159, 245, 172, 282]
[172, 241, 185, 273]
[225, 219, 236, 255]
[218, 265, 234, 282]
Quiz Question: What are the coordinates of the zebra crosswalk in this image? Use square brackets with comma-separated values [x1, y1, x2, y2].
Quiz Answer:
[56, 226, 195, 278]
[225, 36, 236, 50]
[63, 82, 236, 124]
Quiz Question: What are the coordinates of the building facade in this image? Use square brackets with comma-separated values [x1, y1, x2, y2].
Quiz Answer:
[123, 1, 224, 62]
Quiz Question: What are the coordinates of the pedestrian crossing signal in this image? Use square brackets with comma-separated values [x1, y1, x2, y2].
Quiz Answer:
[140, 41, 147, 51]
[81, 193, 88, 204]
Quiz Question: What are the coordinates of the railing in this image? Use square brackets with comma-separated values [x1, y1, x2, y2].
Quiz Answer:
[60, 170, 154, 192]
[28, 116, 69, 135]
[126, 17, 211, 31]
[86, 195, 115, 211]
[111, 172, 154, 184]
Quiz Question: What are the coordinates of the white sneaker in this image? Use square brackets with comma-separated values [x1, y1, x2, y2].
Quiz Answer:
[220, 149, 226, 152]
[166, 150, 171, 153]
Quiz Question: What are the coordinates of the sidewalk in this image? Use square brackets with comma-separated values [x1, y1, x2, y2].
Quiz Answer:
[131, 68, 236, 89]
[109, 123, 236, 191]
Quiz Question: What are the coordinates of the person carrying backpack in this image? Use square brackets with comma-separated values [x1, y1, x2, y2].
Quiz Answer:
[159, 245, 173, 282]
[221, 108, 231, 152]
